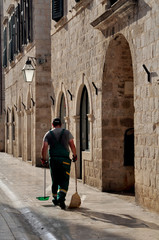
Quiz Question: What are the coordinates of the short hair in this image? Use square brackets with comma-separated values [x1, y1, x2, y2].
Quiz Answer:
[52, 118, 61, 127]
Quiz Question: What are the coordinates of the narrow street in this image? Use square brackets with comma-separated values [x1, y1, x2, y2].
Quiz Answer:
[0, 187, 40, 240]
[0, 152, 159, 240]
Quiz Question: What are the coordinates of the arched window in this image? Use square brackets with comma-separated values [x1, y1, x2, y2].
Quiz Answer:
[80, 86, 90, 151]
[60, 93, 66, 128]
[110, 0, 118, 6]
[12, 110, 15, 141]
[6, 111, 9, 140]
[124, 128, 134, 166]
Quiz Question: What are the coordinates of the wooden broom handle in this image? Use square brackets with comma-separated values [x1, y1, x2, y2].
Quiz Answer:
[44, 167, 46, 197]
[75, 161, 77, 192]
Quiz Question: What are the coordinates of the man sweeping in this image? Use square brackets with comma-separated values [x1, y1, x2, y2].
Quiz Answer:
[41, 118, 77, 210]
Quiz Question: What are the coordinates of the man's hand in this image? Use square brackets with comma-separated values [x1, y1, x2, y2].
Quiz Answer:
[41, 159, 48, 167]
[72, 155, 77, 162]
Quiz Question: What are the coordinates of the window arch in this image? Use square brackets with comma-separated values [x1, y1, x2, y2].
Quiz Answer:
[60, 93, 66, 128]
[12, 110, 15, 141]
[6, 111, 9, 140]
[80, 86, 90, 151]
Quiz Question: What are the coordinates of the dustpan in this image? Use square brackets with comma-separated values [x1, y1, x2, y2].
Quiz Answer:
[36, 167, 50, 201]
[68, 161, 81, 208]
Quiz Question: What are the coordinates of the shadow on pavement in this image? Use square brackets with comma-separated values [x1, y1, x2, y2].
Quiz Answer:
[70, 207, 159, 230]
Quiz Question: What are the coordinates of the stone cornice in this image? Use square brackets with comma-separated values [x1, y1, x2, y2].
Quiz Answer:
[90, 0, 137, 31]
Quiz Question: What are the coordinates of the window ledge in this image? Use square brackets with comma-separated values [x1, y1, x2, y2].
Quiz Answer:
[4, 66, 9, 74]
[16, 52, 23, 62]
[90, 0, 137, 31]
[24, 42, 34, 53]
[51, 16, 68, 35]
[51, 0, 92, 36]
[73, 0, 92, 12]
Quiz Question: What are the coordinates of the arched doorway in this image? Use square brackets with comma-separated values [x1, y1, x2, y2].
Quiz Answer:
[80, 85, 90, 179]
[102, 34, 134, 192]
[6, 110, 9, 153]
[18, 97, 22, 157]
[27, 93, 31, 161]
[12, 109, 15, 155]
[60, 93, 66, 129]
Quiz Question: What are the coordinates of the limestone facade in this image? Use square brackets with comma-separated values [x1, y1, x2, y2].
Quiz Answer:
[51, 0, 159, 213]
[2, 0, 51, 165]
[1, 0, 159, 214]
[0, 0, 5, 152]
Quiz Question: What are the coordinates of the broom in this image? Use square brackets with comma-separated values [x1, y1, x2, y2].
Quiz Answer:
[68, 161, 81, 208]
[36, 165, 50, 201]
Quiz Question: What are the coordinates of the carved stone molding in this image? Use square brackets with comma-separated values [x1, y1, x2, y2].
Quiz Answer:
[73, 0, 92, 12]
[3, 16, 8, 25]
[6, 4, 15, 15]
[87, 113, 94, 123]
[73, 115, 80, 123]
[64, 116, 69, 123]
[90, 0, 137, 31]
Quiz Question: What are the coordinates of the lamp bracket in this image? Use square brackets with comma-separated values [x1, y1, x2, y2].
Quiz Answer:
[31, 98, 35, 106]
[67, 90, 73, 100]
[14, 105, 17, 111]
[92, 82, 98, 95]
[27, 56, 47, 66]
[50, 96, 54, 105]
[143, 64, 151, 82]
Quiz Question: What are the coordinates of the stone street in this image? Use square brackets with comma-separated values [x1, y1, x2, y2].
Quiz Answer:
[0, 152, 159, 240]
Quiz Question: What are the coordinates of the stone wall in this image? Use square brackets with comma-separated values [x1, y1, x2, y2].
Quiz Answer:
[2, 0, 159, 213]
[0, 0, 5, 152]
[51, 0, 159, 212]
[133, 0, 159, 212]
[51, 0, 103, 188]
[3, 0, 51, 165]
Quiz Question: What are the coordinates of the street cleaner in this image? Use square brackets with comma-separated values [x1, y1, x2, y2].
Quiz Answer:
[41, 118, 77, 210]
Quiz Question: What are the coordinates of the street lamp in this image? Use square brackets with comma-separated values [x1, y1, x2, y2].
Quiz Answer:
[22, 58, 35, 82]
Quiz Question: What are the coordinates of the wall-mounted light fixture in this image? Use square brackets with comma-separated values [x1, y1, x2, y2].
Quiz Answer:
[92, 82, 98, 95]
[143, 64, 151, 83]
[22, 58, 35, 82]
[50, 96, 54, 105]
[67, 90, 73, 101]
[22, 56, 47, 82]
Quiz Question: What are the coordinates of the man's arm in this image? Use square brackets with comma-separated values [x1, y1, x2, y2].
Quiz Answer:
[41, 141, 49, 161]
[69, 139, 77, 161]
